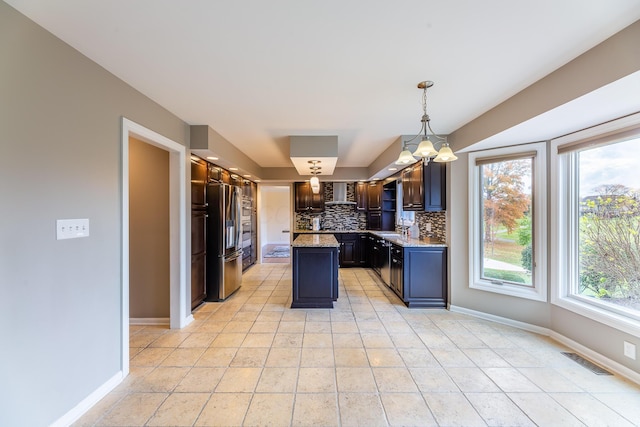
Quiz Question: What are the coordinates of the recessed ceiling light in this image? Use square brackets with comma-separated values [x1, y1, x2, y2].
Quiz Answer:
[206, 156, 219, 160]
[243, 174, 251, 177]
[388, 167, 398, 171]
[372, 177, 379, 180]
[229, 167, 238, 171]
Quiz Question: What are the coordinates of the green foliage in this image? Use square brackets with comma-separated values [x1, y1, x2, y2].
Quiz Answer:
[521, 244, 532, 271]
[517, 214, 531, 246]
[484, 268, 526, 283]
[579, 185, 640, 302]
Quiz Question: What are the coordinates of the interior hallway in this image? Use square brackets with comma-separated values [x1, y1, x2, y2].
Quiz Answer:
[75, 265, 640, 426]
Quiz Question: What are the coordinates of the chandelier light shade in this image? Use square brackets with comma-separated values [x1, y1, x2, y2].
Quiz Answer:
[396, 149, 418, 165]
[412, 138, 438, 158]
[309, 176, 320, 193]
[396, 80, 457, 165]
[433, 142, 458, 162]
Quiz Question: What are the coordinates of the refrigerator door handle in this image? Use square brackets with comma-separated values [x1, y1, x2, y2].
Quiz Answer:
[225, 251, 242, 262]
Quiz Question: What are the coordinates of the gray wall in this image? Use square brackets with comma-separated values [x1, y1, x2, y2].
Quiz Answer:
[129, 137, 170, 319]
[447, 21, 640, 374]
[0, 3, 189, 425]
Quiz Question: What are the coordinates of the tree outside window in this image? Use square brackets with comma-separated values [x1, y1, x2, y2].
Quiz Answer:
[480, 158, 533, 285]
[578, 139, 640, 313]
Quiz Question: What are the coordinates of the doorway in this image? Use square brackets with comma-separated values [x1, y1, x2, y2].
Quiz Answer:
[129, 137, 170, 322]
[121, 118, 190, 376]
[259, 185, 292, 264]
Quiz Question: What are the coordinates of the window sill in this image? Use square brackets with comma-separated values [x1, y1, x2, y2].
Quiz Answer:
[471, 279, 546, 302]
[552, 296, 640, 337]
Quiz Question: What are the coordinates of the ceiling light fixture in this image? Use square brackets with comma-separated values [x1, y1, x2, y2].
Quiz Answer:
[396, 81, 458, 165]
[308, 160, 322, 194]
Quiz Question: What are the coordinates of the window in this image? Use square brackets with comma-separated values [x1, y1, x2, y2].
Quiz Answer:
[396, 181, 415, 226]
[552, 118, 640, 334]
[469, 142, 547, 301]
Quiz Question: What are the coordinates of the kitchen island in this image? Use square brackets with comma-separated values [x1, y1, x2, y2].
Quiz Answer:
[293, 229, 448, 308]
[291, 234, 340, 308]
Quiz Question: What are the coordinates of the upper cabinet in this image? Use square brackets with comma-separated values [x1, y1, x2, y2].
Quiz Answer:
[355, 182, 368, 211]
[295, 182, 325, 213]
[367, 181, 382, 211]
[402, 163, 424, 210]
[424, 161, 446, 211]
[191, 156, 207, 209]
[402, 161, 446, 211]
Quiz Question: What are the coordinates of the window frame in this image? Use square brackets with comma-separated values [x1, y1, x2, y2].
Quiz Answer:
[551, 114, 640, 337]
[468, 142, 547, 301]
[395, 180, 415, 226]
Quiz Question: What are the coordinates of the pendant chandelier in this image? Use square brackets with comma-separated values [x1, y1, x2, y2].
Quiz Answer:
[308, 160, 321, 194]
[396, 81, 458, 165]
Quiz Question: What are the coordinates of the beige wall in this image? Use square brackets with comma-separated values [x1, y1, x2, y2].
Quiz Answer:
[129, 137, 170, 318]
[0, 3, 189, 425]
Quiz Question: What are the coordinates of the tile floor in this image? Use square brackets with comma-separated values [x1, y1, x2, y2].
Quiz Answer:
[74, 265, 640, 426]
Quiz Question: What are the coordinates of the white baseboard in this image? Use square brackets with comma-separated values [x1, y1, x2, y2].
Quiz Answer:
[549, 330, 640, 386]
[129, 317, 170, 325]
[449, 305, 640, 386]
[450, 305, 550, 335]
[50, 371, 123, 427]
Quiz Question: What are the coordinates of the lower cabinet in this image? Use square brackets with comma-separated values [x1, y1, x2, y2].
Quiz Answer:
[334, 233, 370, 267]
[399, 247, 447, 308]
[357, 234, 369, 267]
[336, 233, 358, 266]
[390, 244, 403, 298]
[291, 246, 339, 308]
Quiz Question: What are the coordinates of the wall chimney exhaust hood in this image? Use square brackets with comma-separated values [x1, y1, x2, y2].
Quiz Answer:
[290, 136, 338, 176]
[325, 182, 356, 205]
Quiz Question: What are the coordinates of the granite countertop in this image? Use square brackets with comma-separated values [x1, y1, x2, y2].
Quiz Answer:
[292, 233, 340, 248]
[294, 229, 364, 234]
[292, 229, 447, 248]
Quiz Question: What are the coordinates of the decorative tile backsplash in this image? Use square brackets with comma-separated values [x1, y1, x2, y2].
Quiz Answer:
[295, 181, 447, 241]
[415, 211, 446, 241]
[295, 182, 366, 230]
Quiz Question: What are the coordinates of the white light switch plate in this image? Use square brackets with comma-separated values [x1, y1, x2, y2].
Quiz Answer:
[56, 219, 90, 240]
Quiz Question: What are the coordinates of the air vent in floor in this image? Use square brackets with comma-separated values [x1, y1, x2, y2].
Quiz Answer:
[561, 352, 612, 375]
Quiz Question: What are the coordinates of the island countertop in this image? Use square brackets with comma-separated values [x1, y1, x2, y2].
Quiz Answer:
[292, 229, 446, 248]
[292, 233, 340, 248]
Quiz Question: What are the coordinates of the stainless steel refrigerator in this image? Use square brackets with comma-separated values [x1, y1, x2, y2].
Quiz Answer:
[205, 182, 242, 301]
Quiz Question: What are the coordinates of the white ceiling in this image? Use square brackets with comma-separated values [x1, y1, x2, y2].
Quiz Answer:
[7, 0, 640, 170]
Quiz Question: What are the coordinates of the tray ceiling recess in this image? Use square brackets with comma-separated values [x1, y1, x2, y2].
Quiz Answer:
[289, 136, 338, 177]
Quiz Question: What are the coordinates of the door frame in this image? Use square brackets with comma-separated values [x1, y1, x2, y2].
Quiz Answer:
[121, 117, 191, 375]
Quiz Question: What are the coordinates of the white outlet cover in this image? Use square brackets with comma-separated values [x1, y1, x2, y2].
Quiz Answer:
[623, 341, 636, 360]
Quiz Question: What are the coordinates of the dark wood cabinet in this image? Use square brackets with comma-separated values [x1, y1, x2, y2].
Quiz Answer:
[357, 233, 369, 266]
[355, 182, 368, 211]
[191, 157, 207, 209]
[295, 182, 325, 213]
[367, 181, 382, 211]
[191, 156, 208, 308]
[334, 233, 360, 267]
[190, 209, 207, 309]
[367, 211, 382, 230]
[389, 244, 403, 298]
[207, 163, 221, 182]
[424, 161, 446, 211]
[291, 246, 339, 308]
[382, 181, 396, 231]
[402, 163, 424, 210]
[402, 161, 446, 211]
[399, 246, 447, 308]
